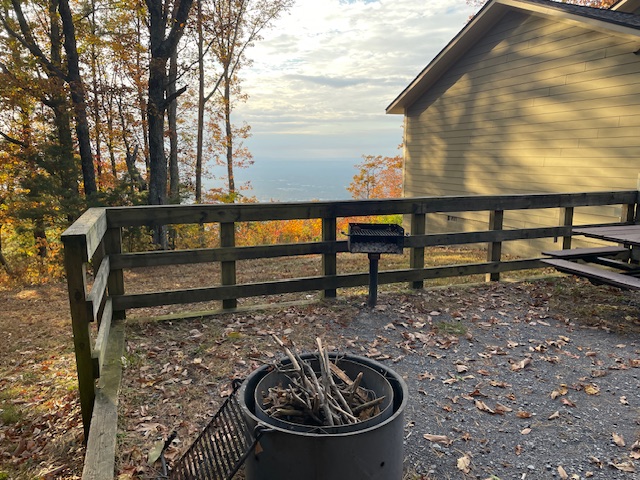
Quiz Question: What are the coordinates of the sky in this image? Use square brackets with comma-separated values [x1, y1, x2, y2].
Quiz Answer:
[234, 0, 479, 164]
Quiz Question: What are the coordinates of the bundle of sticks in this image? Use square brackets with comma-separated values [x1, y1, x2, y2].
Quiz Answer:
[261, 336, 385, 427]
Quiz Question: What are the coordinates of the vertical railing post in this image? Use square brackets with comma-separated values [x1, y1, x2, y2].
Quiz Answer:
[322, 217, 337, 298]
[63, 238, 95, 440]
[105, 226, 125, 320]
[221, 222, 237, 309]
[486, 209, 504, 282]
[410, 213, 425, 289]
[559, 207, 574, 250]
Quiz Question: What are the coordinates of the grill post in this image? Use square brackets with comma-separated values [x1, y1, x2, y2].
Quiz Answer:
[367, 253, 380, 307]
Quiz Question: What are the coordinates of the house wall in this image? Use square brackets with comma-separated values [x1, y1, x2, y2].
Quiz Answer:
[404, 10, 640, 255]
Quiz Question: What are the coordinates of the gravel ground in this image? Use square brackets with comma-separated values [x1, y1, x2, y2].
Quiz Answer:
[120, 276, 640, 480]
[335, 278, 640, 480]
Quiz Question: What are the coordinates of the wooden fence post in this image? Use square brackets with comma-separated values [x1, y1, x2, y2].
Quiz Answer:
[221, 222, 237, 309]
[322, 217, 337, 298]
[486, 210, 504, 282]
[63, 238, 95, 440]
[410, 213, 426, 289]
[105, 227, 125, 320]
[559, 207, 574, 250]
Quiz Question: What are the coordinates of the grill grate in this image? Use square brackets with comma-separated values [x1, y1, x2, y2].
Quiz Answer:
[348, 223, 405, 255]
[167, 380, 259, 480]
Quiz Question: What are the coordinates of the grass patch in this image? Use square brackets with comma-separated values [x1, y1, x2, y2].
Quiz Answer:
[435, 321, 468, 336]
[0, 404, 23, 424]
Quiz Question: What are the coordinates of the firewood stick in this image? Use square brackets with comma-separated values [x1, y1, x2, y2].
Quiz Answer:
[352, 395, 385, 414]
[304, 361, 334, 426]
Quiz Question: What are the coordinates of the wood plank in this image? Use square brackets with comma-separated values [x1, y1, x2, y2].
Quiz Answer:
[112, 259, 543, 310]
[322, 217, 337, 298]
[541, 258, 640, 290]
[220, 222, 237, 309]
[87, 256, 110, 323]
[410, 213, 426, 289]
[61, 208, 108, 261]
[542, 246, 629, 259]
[104, 191, 637, 227]
[111, 241, 349, 269]
[105, 228, 125, 321]
[92, 299, 112, 379]
[574, 225, 640, 245]
[63, 241, 95, 438]
[405, 225, 573, 247]
[487, 210, 504, 282]
[82, 319, 125, 480]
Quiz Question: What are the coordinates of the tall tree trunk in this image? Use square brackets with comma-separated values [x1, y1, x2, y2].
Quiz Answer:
[146, 0, 193, 247]
[58, 0, 97, 198]
[224, 71, 235, 196]
[168, 52, 179, 204]
[195, 0, 205, 203]
[47, 0, 79, 219]
[147, 57, 168, 208]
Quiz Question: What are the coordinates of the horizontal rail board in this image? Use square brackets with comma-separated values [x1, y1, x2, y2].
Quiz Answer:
[87, 256, 110, 321]
[61, 208, 108, 261]
[111, 241, 350, 269]
[112, 258, 542, 310]
[105, 191, 637, 227]
[406, 226, 572, 247]
[92, 299, 113, 379]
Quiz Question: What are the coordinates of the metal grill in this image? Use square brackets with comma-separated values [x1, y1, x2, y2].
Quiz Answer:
[346, 223, 405, 307]
[348, 223, 404, 254]
[167, 380, 260, 480]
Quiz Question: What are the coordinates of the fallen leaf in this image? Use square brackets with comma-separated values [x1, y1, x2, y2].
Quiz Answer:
[475, 400, 495, 414]
[494, 403, 513, 414]
[457, 453, 471, 473]
[620, 396, 629, 405]
[515, 444, 523, 455]
[548, 411, 560, 420]
[551, 384, 568, 399]
[520, 428, 531, 435]
[584, 384, 599, 395]
[516, 411, 532, 419]
[456, 364, 469, 373]
[558, 465, 568, 479]
[147, 439, 165, 464]
[612, 461, 635, 472]
[511, 357, 531, 371]
[561, 397, 576, 407]
[612, 432, 625, 447]
[423, 433, 452, 445]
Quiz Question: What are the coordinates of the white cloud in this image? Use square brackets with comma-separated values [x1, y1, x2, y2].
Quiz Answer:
[235, 0, 478, 160]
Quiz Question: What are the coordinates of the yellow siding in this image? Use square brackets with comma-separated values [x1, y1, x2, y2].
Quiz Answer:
[404, 10, 640, 251]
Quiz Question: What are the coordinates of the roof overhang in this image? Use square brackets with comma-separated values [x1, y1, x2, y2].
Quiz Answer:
[611, 0, 640, 13]
[386, 0, 640, 115]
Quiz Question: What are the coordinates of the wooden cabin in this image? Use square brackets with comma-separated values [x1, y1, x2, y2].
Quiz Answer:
[387, 0, 640, 254]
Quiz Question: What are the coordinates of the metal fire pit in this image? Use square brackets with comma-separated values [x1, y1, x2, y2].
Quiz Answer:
[239, 353, 408, 480]
[164, 355, 407, 480]
[347, 223, 405, 307]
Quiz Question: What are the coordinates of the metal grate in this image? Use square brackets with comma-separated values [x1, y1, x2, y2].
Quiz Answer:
[347, 223, 405, 255]
[167, 380, 259, 480]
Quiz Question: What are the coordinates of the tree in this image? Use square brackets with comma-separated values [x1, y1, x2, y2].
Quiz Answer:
[146, 0, 194, 211]
[2, 0, 97, 199]
[202, 0, 293, 201]
[347, 153, 403, 200]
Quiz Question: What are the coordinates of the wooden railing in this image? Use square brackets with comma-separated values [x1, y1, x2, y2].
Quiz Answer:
[62, 190, 638, 478]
